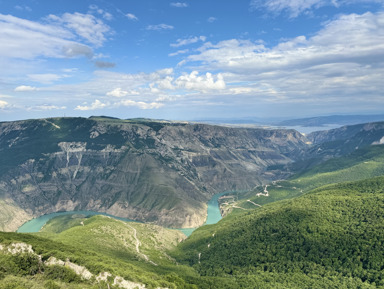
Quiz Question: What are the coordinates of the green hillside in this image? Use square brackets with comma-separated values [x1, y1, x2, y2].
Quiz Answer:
[173, 176, 384, 288]
[0, 216, 202, 289]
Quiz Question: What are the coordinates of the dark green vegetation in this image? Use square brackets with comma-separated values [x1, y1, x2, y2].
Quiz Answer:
[174, 176, 384, 288]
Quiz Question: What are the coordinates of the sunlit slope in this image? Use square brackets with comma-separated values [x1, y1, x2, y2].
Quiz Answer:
[40, 214, 185, 267]
[174, 176, 384, 288]
[0, 216, 200, 288]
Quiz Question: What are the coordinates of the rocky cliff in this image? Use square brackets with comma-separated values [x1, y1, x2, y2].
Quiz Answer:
[0, 117, 308, 230]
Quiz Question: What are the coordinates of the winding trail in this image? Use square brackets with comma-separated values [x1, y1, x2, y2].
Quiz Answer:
[126, 224, 158, 266]
[247, 200, 262, 207]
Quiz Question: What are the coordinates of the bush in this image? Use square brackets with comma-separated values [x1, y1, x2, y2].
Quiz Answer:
[44, 265, 81, 283]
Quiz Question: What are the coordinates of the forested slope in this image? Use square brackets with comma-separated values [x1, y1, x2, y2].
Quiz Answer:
[174, 176, 384, 288]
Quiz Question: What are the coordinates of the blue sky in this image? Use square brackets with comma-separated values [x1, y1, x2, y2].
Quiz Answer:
[0, 0, 384, 121]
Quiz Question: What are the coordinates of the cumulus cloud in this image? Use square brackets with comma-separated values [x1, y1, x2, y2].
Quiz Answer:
[75, 99, 109, 111]
[126, 13, 138, 21]
[187, 12, 384, 75]
[170, 2, 189, 8]
[171, 36, 206, 47]
[14, 85, 38, 92]
[106, 88, 129, 97]
[174, 11, 384, 111]
[146, 24, 174, 31]
[174, 71, 226, 91]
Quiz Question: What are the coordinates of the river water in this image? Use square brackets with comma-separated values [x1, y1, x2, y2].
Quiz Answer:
[17, 192, 227, 236]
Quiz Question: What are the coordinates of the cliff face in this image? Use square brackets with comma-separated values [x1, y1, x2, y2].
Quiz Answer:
[0, 117, 308, 229]
[306, 122, 384, 160]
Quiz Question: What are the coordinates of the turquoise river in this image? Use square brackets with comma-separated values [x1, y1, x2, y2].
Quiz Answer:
[17, 192, 228, 236]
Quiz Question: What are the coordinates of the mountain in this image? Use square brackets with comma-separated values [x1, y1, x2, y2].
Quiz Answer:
[277, 114, 384, 127]
[2, 118, 384, 288]
[0, 117, 308, 231]
[173, 176, 384, 288]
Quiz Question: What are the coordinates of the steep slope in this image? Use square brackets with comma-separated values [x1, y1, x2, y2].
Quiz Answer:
[174, 176, 384, 288]
[307, 121, 384, 155]
[0, 117, 308, 230]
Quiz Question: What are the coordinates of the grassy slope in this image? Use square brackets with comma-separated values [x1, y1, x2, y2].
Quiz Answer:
[0, 216, 201, 288]
[173, 176, 384, 288]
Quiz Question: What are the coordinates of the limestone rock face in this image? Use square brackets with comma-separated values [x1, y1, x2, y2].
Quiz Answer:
[0, 117, 308, 229]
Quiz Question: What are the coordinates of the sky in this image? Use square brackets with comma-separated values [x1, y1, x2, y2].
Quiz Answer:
[0, 0, 384, 122]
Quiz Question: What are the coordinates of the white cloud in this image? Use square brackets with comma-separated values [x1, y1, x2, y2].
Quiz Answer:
[106, 88, 129, 97]
[75, 99, 109, 111]
[155, 76, 175, 90]
[14, 85, 38, 92]
[89, 5, 113, 20]
[48, 12, 111, 47]
[170, 2, 189, 8]
[170, 36, 206, 47]
[174, 11, 384, 110]
[187, 12, 384, 76]
[126, 13, 138, 21]
[250, 0, 384, 18]
[0, 100, 9, 109]
[146, 24, 174, 31]
[0, 13, 110, 60]
[0, 14, 77, 59]
[169, 49, 189, 57]
[29, 105, 66, 111]
[174, 71, 226, 91]
[27, 74, 64, 84]
[119, 100, 164, 109]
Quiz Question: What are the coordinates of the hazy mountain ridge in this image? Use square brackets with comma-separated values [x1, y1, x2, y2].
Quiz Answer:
[277, 114, 384, 127]
[0, 117, 308, 230]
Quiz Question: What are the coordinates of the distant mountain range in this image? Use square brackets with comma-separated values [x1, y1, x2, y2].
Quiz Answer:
[195, 114, 384, 127]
